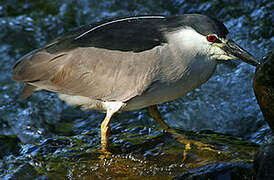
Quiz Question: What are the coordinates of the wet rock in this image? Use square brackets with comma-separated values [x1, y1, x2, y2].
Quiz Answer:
[253, 51, 274, 130]
[6, 163, 48, 180]
[0, 135, 21, 158]
[174, 162, 253, 180]
[0, 129, 258, 179]
[254, 135, 274, 180]
[253, 51, 274, 180]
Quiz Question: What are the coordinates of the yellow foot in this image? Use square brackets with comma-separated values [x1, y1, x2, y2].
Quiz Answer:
[165, 129, 217, 152]
[99, 148, 112, 160]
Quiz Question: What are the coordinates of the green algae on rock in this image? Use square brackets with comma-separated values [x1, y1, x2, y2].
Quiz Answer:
[1, 129, 257, 179]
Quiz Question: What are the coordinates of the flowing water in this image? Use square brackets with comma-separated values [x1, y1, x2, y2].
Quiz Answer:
[0, 0, 273, 179]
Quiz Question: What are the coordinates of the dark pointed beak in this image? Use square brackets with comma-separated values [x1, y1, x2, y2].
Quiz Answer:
[221, 40, 260, 67]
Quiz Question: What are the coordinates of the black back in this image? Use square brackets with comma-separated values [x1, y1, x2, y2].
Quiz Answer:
[45, 14, 228, 54]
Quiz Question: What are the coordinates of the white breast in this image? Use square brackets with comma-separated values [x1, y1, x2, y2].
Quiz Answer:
[124, 28, 217, 111]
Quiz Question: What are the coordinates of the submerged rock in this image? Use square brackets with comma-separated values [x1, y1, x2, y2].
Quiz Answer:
[174, 162, 253, 180]
[254, 136, 274, 180]
[0, 135, 21, 158]
[6, 163, 46, 180]
[0, 130, 259, 179]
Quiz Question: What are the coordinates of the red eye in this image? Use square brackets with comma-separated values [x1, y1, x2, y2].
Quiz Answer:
[207, 35, 217, 42]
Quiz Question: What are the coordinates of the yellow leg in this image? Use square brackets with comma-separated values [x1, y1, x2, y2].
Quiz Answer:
[149, 105, 181, 136]
[149, 105, 214, 151]
[101, 113, 112, 151]
[99, 113, 113, 159]
[100, 102, 125, 152]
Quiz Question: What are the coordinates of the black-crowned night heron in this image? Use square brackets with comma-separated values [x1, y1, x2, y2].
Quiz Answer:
[12, 14, 259, 150]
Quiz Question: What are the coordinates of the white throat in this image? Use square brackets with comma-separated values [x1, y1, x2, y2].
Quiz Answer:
[167, 28, 211, 58]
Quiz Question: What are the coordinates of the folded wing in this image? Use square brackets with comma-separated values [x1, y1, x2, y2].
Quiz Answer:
[12, 16, 168, 102]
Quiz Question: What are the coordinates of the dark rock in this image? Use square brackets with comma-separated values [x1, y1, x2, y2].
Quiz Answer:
[253, 51, 274, 130]
[0, 135, 21, 158]
[7, 163, 48, 180]
[254, 135, 274, 180]
[174, 162, 253, 180]
[253, 52, 274, 180]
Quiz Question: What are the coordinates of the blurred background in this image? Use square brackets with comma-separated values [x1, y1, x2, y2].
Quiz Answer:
[1, 0, 273, 144]
[0, 0, 273, 178]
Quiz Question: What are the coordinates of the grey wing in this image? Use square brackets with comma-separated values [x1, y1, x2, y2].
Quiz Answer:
[12, 47, 163, 102]
[12, 16, 168, 101]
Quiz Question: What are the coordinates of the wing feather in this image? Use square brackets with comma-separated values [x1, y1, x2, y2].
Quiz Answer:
[12, 16, 168, 101]
[13, 46, 164, 101]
